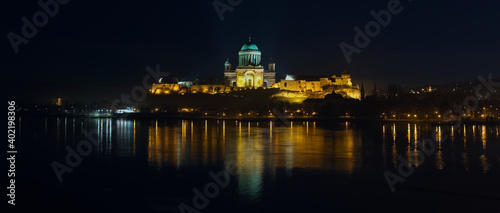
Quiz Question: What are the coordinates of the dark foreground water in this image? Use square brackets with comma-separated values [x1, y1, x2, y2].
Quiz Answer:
[15, 116, 500, 212]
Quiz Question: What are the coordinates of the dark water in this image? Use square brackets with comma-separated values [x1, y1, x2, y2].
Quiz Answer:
[16, 116, 500, 212]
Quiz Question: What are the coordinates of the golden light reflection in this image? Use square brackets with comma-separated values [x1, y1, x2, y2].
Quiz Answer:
[407, 123, 411, 137]
[481, 125, 487, 150]
[86, 118, 499, 194]
[223, 120, 226, 141]
[407, 123, 412, 166]
[479, 154, 490, 173]
[306, 121, 309, 134]
[330, 127, 359, 174]
[436, 126, 442, 143]
[124, 119, 500, 202]
[392, 123, 397, 168]
[451, 125, 454, 138]
[205, 120, 208, 140]
[269, 121, 273, 139]
[133, 120, 136, 156]
[182, 120, 187, 145]
[463, 125, 467, 144]
[435, 126, 444, 170]
[412, 125, 419, 166]
[392, 124, 396, 142]
[414, 125, 418, 146]
[248, 122, 251, 137]
[239, 121, 242, 136]
[382, 124, 387, 166]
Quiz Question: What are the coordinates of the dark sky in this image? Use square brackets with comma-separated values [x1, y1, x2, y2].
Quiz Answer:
[1, 0, 499, 89]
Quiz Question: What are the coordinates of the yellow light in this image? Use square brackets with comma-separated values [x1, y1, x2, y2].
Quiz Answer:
[414, 115, 417, 118]
[407, 114, 411, 117]
[438, 115, 441, 118]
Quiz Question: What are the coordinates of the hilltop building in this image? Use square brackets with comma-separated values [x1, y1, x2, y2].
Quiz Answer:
[224, 37, 276, 88]
[278, 70, 361, 100]
[150, 38, 361, 101]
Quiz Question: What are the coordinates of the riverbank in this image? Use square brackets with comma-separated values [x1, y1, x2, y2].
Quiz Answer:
[17, 111, 500, 125]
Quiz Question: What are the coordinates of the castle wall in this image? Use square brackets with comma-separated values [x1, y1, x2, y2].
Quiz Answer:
[278, 74, 360, 100]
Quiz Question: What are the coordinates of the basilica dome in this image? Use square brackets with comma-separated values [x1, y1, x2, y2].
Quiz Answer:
[238, 38, 262, 66]
[241, 42, 259, 51]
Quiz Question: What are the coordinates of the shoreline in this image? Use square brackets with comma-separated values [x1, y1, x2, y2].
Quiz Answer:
[17, 111, 500, 125]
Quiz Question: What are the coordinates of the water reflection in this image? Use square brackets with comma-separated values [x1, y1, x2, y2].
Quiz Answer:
[29, 117, 500, 201]
[480, 125, 489, 173]
[142, 122, 499, 174]
[391, 123, 397, 168]
[141, 120, 365, 200]
[435, 126, 444, 170]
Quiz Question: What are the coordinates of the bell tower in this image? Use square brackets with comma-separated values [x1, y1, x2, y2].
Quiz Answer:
[224, 58, 231, 71]
[269, 58, 275, 71]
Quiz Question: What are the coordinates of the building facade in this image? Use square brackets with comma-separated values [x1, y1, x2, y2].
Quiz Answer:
[224, 38, 276, 87]
[278, 70, 361, 100]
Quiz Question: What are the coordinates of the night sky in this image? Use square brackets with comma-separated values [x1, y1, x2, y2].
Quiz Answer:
[1, 0, 499, 89]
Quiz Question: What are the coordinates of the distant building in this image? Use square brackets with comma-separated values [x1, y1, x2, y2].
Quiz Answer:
[224, 37, 276, 88]
[278, 70, 361, 100]
[151, 83, 183, 94]
[116, 107, 136, 114]
[150, 83, 231, 95]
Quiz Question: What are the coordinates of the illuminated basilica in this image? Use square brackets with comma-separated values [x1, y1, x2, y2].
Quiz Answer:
[150, 38, 361, 101]
[224, 37, 276, 87]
